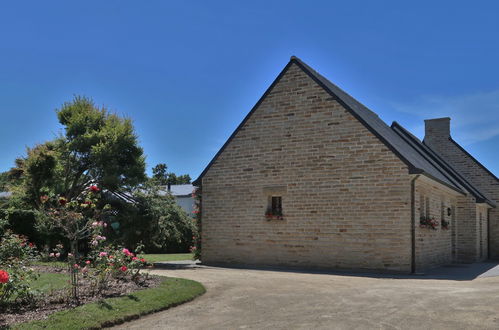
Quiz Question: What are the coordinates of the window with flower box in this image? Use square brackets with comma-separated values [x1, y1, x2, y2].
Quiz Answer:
[263, 185, 286, 221]
[266, 196, 283, 220]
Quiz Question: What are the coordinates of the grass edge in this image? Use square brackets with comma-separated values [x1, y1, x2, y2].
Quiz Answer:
[12, 276, 206, 330]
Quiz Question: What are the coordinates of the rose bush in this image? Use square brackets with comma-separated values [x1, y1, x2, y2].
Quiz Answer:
[82, 244, 149, 295]
[0, 231, 39, 306]
[40, 184, 113, 301]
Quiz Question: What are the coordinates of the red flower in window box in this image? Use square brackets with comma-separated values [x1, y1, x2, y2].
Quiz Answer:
[265, 212, 283, 220]
[420, 216, 439, 230]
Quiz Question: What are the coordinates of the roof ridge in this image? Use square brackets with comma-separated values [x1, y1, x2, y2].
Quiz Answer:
[290, 57, 379, 118]
[194, 57, 467, 195]
[392, 122, 495, 206]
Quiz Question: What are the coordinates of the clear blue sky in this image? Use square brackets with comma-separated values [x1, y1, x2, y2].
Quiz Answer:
[1, 1, 499, 179]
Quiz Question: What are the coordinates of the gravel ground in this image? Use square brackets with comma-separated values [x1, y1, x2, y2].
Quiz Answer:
[115, 263, 499, 330]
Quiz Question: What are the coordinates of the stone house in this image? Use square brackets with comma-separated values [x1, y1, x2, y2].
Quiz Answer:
[193, 56, 498, 273]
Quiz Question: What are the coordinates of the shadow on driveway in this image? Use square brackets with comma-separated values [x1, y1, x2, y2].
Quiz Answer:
[155, 260, 499, 281]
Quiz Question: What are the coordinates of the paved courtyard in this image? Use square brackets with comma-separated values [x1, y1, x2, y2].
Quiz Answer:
[116, 263, 499, 330]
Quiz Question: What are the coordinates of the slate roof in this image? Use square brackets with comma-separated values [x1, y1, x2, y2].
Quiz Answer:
[159, 184, 194, 197]
[194, 56, 495, 204]
[392, 122, 495, 207]
[290, 57, 465, 193]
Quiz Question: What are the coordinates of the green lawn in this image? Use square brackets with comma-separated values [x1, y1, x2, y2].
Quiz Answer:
[139, 253, 194, 263]
[31, 272, 69, 293]
[33, 260, 68, 268]
[34, 254, 194, 267]
[14, 277, 205, 329]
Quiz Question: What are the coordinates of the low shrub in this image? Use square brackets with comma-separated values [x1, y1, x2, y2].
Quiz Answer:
[0, 231, 39, 305]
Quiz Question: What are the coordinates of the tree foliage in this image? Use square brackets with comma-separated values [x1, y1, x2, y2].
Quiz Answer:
[9, 96, 146, 208]
[0, 172, 9, 191]
[151, 163, 191, 185]
[113, 182, 196, 253]
[1, 96, 194, 253]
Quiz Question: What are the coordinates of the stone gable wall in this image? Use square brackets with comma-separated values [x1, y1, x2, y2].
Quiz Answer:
[425, 119, 498, 259]
[201, 63, 414, 272]
[414, 179, 457, 270]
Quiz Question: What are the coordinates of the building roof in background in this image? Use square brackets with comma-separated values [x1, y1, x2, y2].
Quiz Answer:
[159, 184, 194, 197]
[0, 191, 12, 199]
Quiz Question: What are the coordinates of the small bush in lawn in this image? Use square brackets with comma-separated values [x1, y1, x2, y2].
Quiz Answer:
[84, 244, 149, 295]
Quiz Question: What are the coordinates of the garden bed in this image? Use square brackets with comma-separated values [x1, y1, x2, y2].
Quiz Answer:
[1, 265, 205, 329]
[1, 265, 163, 327]
[13, 277, 205, 329]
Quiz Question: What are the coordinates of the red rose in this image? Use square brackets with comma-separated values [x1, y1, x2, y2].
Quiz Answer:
[140, 258, 146, 263]
[120, 266, 127, 272]
[89, 185, 100, 192]
[0, 270, 9, 283]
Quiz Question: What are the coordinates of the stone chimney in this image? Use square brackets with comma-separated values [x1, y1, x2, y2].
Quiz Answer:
[424, 117, 451, 143]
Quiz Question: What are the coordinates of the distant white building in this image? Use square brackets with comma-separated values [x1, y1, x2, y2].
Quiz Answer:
[0, 191, 12, 199]
[160, 184, 195, 215]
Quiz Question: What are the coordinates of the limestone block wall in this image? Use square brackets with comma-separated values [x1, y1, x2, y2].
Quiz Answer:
[456, 195, 479, 262]
[414, 179, 455, 270]
[424, 118, 499, 259]
[201, 63, 413, 272]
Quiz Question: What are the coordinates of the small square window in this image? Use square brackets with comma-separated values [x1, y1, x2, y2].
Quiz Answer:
[266, 196, 283, 220]
[271, 196, 282, 216]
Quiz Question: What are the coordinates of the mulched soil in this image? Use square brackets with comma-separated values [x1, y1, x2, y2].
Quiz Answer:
[0, 265, 162, 327]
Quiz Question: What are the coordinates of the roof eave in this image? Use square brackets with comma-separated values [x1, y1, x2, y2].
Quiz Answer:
[417, 171, 466, 196]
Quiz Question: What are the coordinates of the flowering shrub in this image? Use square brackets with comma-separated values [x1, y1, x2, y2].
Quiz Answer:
[40, 184, 112, 301]
[420, 216, 439, 230]
[191, 188, 201, 260]
[85, 245, 149, 294]
[0, 232, 39, 305]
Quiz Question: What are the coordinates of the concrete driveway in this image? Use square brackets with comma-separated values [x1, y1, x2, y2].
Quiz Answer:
[115, 263, 499, 330]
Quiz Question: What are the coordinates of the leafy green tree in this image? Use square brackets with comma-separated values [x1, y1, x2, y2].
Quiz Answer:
[0, 172, 9, 191]
[151, 163, 191, 185]
[11, 96, 146, 207]
[2, 96, 146, 246]
[151, 163, 168, 184]
[176, 174, 191, 184]
[111, 182, 196, 253]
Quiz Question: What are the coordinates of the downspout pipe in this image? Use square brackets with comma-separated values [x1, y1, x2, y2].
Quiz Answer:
[411, 174, 421, 274]
[487, 208, 491, 260]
